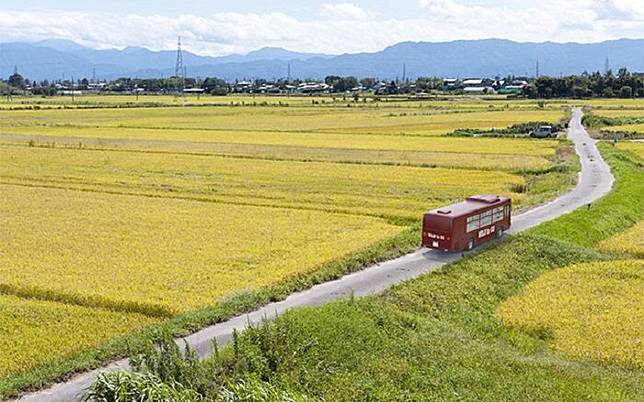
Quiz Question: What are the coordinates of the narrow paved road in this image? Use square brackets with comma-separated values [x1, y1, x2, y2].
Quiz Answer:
[15, 108, 614, 402]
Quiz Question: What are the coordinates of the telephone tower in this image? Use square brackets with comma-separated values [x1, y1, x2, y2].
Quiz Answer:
[175, 36, 185, 94]
[535, 60, 540, 78]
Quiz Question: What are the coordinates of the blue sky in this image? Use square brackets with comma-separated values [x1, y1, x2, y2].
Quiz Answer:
[1, 1, 642, 55]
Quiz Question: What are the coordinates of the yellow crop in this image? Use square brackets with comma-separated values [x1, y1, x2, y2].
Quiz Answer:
[1, 145, 527, 219]
[0, 125, 558, 157]
[0, 106, 564, 136]
[576, 99, 644, 109]
[606, 123, 644, 135]
[0, 97, 573, 385]
[0, 294, 159, 378]
[0, 94, 571, 110]
[0, 184, 402, 315]
[591, 109, 644, 118]
[2, 136, 553, 171]
[616, 142, 644, 159]
[496, 259, 644, 369]
[599, 220, 644, 258]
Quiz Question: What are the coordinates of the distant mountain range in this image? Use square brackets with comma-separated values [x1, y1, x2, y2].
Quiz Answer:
[1, 38, 643, 81]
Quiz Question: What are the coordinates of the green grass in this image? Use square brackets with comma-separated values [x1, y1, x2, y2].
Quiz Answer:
[531, 143, 643, 247]
[94, 142, 643, 401]
[210, 235, 642, 401]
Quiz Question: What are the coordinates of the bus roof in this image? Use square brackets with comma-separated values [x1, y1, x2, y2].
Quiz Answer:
[425, 195, 510, 219]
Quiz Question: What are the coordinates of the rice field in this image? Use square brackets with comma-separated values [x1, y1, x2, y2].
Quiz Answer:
[605, 123, 644, 135]
[0, 184, 403, 315]
[0, 94, 574, 110]
[0, 145, 527, 219]
[0, 294, 159, 379]
[589, 109, 644, 118]
[0, 106, 566, 136]
[496, 259, 644, 369]
[617, 142, 644, 159]
[0, 125, 560, 155]
[0, 135, 553, 170]
[599, 220, 644, 258]
[0, 96, 576, 392]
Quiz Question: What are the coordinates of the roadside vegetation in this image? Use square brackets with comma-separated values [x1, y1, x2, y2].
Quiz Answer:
[83, 141, 643, 400]
[582, 110, 644, 139]
[447, 110, 571, 138]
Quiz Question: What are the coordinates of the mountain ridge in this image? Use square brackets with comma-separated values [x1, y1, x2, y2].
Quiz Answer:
[1, 38, 643, 81]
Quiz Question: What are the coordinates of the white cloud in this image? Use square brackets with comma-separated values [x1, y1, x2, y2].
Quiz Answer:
[321, 3, 371, 21]
[0, 1, 642, 57]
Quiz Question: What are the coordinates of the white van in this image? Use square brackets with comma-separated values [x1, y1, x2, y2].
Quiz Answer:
[530, 125, 553, 138]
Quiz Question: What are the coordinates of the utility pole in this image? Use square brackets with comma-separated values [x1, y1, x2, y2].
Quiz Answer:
[604, 57, 609, 74]
[71, 75, 75, 103]
[402, 63, 406, 83]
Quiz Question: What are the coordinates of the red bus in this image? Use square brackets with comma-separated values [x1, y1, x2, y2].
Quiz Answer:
[422, 195, 511, 252]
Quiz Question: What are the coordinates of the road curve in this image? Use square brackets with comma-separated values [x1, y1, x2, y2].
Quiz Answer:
[15, 108, 614, 402]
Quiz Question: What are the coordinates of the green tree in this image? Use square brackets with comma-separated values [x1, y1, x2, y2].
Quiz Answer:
[8, 72, 25, 89]
[619, 86, 633, 98]
[360, 77, 376, 89]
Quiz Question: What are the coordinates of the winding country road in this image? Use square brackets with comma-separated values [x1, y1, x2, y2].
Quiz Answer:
[15, 108, 614, 402]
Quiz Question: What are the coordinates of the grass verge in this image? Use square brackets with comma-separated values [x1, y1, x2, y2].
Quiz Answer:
[531, 143, 643, 247]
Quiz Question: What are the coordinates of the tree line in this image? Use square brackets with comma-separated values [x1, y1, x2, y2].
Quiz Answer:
[523, 68, 644, 98]
[2, 68, 643, 98]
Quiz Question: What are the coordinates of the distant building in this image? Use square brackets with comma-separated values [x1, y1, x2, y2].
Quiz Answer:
[462, 78, 484, 86]
[463, 86, 495, 94]
[497, 85, 524, 94]
[443, 78, 459, 90]
[59, 90, 83, 96]
[297, 82, 330, 93]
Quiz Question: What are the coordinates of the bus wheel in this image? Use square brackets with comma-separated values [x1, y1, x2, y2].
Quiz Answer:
[467, 238, 475, 250]
[496, 227, 504, 238]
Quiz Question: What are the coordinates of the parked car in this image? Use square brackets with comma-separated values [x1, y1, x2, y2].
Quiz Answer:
[530, 125, 553, 138]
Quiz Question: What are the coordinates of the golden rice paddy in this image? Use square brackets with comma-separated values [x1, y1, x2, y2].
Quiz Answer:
[496, 259, 643, 369]
[0, 96, 573, 384]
